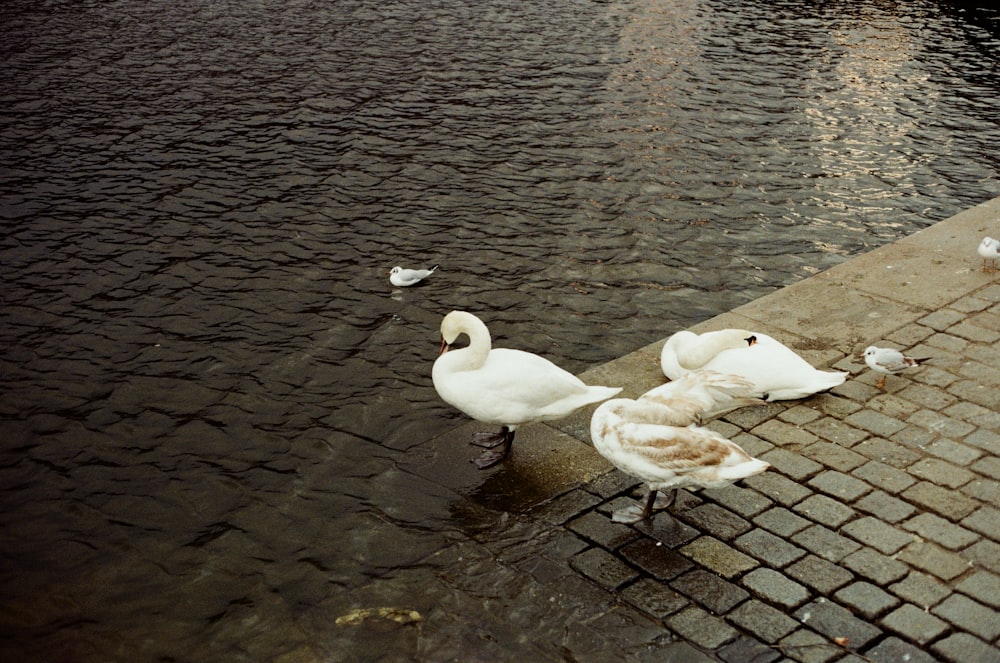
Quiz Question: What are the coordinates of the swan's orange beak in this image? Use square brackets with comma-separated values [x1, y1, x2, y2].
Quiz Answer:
[745, 335, 758, 347]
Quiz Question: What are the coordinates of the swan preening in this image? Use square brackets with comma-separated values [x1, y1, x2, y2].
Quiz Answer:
[862, 346, 930, 389]
[660, 329, 847, 401]
[432, 311, 621, 468]
[591, 370, 769, 523]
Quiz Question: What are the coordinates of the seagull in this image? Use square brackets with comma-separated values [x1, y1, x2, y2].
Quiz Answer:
[590, 371, 768, 524]
[432, 311, 621, 468]
[978, 237, 999, 273]
[862, 346, 930, 389]
[389, 264, 439, 287]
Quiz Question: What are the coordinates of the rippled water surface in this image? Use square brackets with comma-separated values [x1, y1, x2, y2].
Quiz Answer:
[2, 0, 999, 659]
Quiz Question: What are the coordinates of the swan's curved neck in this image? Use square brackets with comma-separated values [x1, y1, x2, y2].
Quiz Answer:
[446, 315, 492, 371]
[680, 330, 747, 370]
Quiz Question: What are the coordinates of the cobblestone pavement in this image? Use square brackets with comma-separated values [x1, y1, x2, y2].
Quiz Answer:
[360, 197, 1000, 663]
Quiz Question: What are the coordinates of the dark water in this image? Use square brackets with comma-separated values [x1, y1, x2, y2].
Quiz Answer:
[1, 0, 998, 659]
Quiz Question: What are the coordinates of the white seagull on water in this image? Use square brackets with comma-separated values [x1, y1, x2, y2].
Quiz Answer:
[389, 264, 439, 287]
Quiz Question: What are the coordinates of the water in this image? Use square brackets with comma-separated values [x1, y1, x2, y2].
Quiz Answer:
[1, 0, 998, 659]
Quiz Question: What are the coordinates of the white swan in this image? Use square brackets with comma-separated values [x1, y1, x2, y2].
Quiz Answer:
[591, 370, 769, 523]
[660, 329, 847, 401]
[432, 311, 621, 468]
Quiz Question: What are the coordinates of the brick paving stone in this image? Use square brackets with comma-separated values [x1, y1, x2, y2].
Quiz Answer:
[807, 470, 872, 502]
[778, 629, 843, 663]
[792, 494, 855, 528]
[681, 503, 753, 540]
[852, 460, 916, 494]
[841, 548, 909, 585]
[679, 536, 759, 579]
[867, 393, 923, 419]
[949, 319, 1000, 342]
[779, 405, 823, 426]
[810, 393, 863, 419]
[911, 365, 961, 388]
[896, 383, 958, 409]
[751, 420, 820, 448]
[570, 547, 638, 590]
[794, 598, 881, 651]
[717, 636, 782, 663]
[853, 490, 916, 523]
[972, 455, 1000, 479]
[666, 605, 739, 650]
[907, 410, 975, 440]
[925, 437, 984, 466]
[727, 599, 800, 643]
[753, 507, 812, 537]
[786, 555, 854, 595]
[955, 569, 1000, 608]
[832, 379, 882, 403]
[962, 506, 1000, 541]
[949, 295, 993, 313]
[759, 448, 823, 481]
[919, 308, 966, 330]
[723, 403, 787, 430]
[948, 378, 1000, 409]
[841, 516, 915, 555]
[833, 581, 900, 619]
[792, 525, 861, 563]
[734, 529, 807, 568]
[533, 488, 604, 525]
[909, 457, 976, 488]
[887, 321, 936, 345]
[706, 419, 744, 440]
[864, 636, 938, 663]
[963, 539, 1000, 574]
[804, 417, 869, 447]
[944, 402, 1000, 431]
[880, 603, 949, 645]
[932, 633, 1000, 663]
[889, 571, 951, 609]
[923, 331, 968, 353]
[892, 424, 939, 449]
[898, 541, 972, 581]
[584, 470, 641, 498]
[743, 472, 812, 507]
[800, 441, 867, 473]
[931, 593, 1000, 641]
[670, 569, 749, 615]
[741, 568, 810, 609]
[567, 511, 642, 550]
[902, 513, 978, 550]
[852, 437, 921, 469]
[729, 432, 775, 457]
[620, 577, 689, 620]
[701, 485, 773, 518]
[961, 478, 1000, 508]
[902, 481, 979, 520]
[965, 428, 1000, 454]
[844, 409, 907, 437]
[960, 358, 1000, 383]
[619, 538, 694, 581]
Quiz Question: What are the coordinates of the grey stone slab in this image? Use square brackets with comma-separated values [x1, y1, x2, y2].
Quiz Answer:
[734, 529, 807, 568]
[792, 494, 856, 528]
[742, 472, 812, 507]
[902, 481, 980, 520]
[741, 568, 810, 609]
[864, 636, 939, 663]
[902, 513, 979, 551]
[841, 516, 916, 555]
[880, 603, 950, 645]
[566, 510, 642, 550]
[931, 633, 1000, 663]
[759, 448, 823, 481]
[665, 605, 739, 650]
[800, 441, 867, 472]
[898, 541, 973, 582]
[794, 598, 882, 651]
[933, 593, 1000, 640]
[792, 525, 862, 563]
[804, 416, 869, 447]
[678, 536, 759, 579]
[786, 554, 854, 595]
[841, 548, 909, 586]
[569, 547, 638, 591]
[889, 571, 952, 610]
[620, 538, 694, 581]
[620, 577, 690, 620]
[807, 470, 872, 502]
[852, 461, 917, 494]
[753, 507, 812, 537]
[680, 502, 753, 540]
[853, 490, 916, 523]
[670, 569, 749, 615]
[926, 437, 984, 466]
[717, 636, 782, 663]
[962, 505, 1000, 540]
[852, 437, 921, 468]
[955, 570, 1000, 609]
[909, 457, 977, 489]
[778, 629, 844, 663]
[833, 581, 900, 619]
[701, 485, 774, 518]
[727, 599, 800, 643]
[843, 410, 908, 437]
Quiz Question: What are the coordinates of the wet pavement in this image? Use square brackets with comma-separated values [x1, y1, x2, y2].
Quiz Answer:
[330, 197, 1000, 662]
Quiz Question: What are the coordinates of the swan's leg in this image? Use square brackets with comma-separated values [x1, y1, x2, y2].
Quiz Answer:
[474, 428, 515, 469]
[471, 426, 509, 449]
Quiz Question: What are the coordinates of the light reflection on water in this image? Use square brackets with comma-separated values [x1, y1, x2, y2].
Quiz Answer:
[0, 0, 998, 659]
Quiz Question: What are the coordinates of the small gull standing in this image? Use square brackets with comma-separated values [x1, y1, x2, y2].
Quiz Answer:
[978, 237, 999, 274]
[862, 346, 930, 389]
[389, 264, 439, 287]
